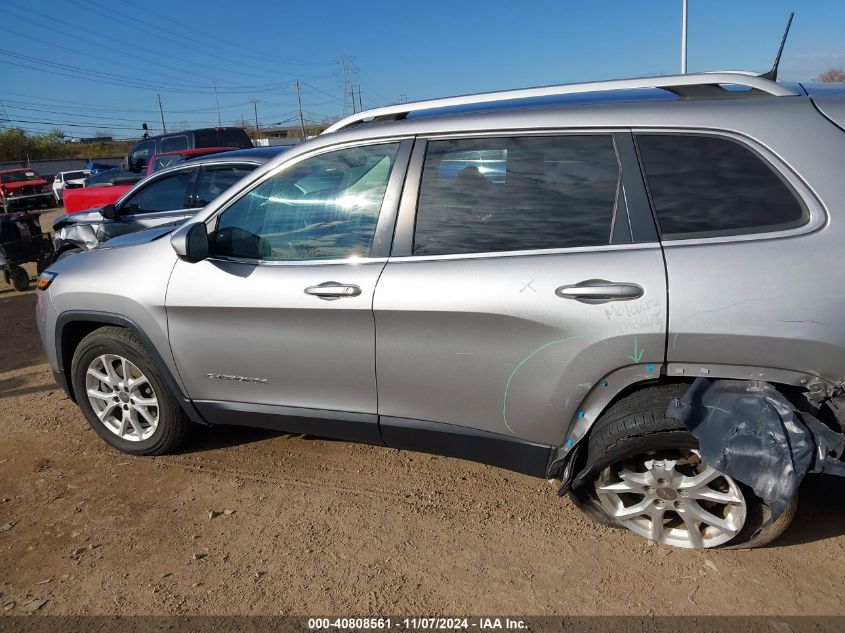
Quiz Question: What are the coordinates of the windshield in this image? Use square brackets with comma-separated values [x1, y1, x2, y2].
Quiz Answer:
[64, 171, 88, 180]
[1, 170, 40, 183]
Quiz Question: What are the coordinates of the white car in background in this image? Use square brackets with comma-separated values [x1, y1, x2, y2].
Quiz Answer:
[52, 170, 92, 203]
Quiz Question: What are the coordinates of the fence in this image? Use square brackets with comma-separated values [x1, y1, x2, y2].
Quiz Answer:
[0, 156, 124, 178]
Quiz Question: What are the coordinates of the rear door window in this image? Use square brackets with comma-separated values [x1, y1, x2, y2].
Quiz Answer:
[194, 164, 256, 207]
[635, 134, 807, 239]
[413, 135, 622, 255]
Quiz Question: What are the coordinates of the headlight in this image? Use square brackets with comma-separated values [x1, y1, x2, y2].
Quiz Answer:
[36, 271, 58, 291]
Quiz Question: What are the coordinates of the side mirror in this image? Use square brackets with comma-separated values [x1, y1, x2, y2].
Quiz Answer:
[101, 203, 117, 220]
[170, 222, 209, 263]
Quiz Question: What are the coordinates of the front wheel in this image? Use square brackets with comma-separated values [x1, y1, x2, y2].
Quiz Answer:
[572, 383, 797, 549]
[70, 326, 189, 455]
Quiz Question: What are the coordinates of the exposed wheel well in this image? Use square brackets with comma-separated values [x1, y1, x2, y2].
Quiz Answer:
[563, 375, 819, 482]
[60, 320, 122, 401]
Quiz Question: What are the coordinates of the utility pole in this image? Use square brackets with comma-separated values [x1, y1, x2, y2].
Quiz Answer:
[295, 81, 306, 140]
[357, 84, 363, 112]
[157, 93, 167, 134]
[212, 81, 222, 126]
[252, 100, 260, 136]
[681, 0, 688, 74]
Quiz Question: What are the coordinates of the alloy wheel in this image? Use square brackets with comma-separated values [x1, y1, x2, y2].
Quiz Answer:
[594, 449, 746, 548]
[84, 354, 159, 442]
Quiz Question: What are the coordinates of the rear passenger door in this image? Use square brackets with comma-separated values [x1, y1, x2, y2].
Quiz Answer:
[374, 132, 668, 448]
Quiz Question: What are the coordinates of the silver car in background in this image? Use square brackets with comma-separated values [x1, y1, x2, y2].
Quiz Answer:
[51, 147, 286, 259]
[36, 72, 845, 549]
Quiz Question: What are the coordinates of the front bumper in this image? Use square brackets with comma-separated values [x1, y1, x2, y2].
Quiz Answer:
[5, 192, 54, 209]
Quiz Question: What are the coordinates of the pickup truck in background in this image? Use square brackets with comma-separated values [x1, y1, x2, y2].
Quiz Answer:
[0, 168, 55, 213]
[124, 127, 252, 172]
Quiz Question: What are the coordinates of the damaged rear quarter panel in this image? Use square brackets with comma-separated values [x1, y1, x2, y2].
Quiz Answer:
[657, 113, 845, 386]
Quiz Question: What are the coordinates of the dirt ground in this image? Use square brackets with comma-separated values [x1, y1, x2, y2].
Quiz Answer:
[1, 210, 844, 617]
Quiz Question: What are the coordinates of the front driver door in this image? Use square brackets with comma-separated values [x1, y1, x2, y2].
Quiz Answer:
[99, 167, 197, 242]
[166, 139, 411, 440]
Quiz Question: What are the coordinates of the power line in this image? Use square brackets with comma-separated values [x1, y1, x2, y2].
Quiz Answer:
[2, 16, 221, 90]
[68, 0, 330, 84]
[117, 0, 334, 68]
[0, 56, 295, 95]
[0, 46, 209, 92]
[3, 117, 145, 131]
[1, 103, 164, 123]
[5, 0, 318, 91]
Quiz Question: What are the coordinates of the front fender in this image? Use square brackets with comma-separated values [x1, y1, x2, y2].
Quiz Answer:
[54, 222, 100, 252]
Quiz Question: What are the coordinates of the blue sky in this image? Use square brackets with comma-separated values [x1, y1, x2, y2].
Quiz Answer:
[1, 0, 843, 138]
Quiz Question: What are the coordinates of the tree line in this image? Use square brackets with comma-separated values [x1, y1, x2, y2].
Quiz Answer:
[0, 128, 133, 163]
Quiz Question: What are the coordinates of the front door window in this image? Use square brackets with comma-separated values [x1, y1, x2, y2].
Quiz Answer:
[211, 143, 400, 261]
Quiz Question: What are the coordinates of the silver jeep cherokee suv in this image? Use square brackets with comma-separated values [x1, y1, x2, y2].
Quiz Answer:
[36, 72, 845, 549]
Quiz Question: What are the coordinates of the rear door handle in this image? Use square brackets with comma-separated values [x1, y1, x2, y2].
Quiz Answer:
[555, 279, 644, 304]
[304, 281, 362, 300]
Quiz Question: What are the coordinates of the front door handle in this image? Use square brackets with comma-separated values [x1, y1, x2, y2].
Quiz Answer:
[304, 281, 362, 300]
[555, 279, 644, 304]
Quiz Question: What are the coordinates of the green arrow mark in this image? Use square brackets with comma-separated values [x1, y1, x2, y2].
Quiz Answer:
[628, 337, 644, 363]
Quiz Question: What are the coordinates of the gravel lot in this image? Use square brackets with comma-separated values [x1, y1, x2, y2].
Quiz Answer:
[1, 209, 845, 617]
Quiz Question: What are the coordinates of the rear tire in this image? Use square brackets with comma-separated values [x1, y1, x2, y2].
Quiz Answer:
[572, 383, 796, 549]
[70, 326, 189, 455]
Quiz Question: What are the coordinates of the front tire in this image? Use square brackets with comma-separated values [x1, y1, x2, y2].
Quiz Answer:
[572, 383, 796, 549]
[70, 326, 189, 455]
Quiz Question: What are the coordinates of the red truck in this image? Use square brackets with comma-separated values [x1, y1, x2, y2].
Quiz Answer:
[63, 147, 237, 213]
[0, 168, 55, 213]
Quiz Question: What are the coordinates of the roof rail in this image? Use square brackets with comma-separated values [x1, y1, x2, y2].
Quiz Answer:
[323, 71, 797, 134]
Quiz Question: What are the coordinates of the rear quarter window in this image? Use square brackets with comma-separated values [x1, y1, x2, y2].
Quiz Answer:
[636, 134, 807, 239]
[194, 129, 253, 149]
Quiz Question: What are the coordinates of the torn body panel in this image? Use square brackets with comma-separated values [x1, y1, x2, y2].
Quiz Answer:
[546, 363, 663, 479]
[667, 378, 845, 522]
[53, 218, 101, 252]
